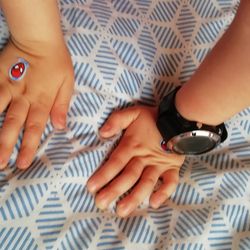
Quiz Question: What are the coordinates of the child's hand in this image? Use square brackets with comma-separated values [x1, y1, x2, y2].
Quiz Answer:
[0, 38, 74, 169]
[87, 106, 185, 217]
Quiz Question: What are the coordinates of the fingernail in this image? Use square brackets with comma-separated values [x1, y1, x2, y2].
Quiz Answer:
[100, 124, 111, 133]
[16, 158, 29, 169]
[151, 194, 166, 209]
[96, 193, 109, 210]
[117, 203, 133, 217]
[56, 118, 66, 130]
[87, 180, 97, 194]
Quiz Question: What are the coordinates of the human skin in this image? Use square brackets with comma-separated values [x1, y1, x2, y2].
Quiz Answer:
[0, 0, 74, 169]
[87, 0, 250, 217]
[175, 0, 250, 125]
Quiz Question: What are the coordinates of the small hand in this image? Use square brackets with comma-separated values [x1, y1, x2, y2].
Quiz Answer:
[0, 38, 74, 169]
[87, 106, 185, 217]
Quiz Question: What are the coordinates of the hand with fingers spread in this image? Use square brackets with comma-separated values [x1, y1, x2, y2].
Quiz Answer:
[0, 39, 74, 170]
[87, 106, 185, 217]
[88, 0, 250, 217]
[0, 0, 74, 169]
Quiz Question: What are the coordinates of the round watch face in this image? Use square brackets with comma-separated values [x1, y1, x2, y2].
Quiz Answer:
[167, 130, 221, 155]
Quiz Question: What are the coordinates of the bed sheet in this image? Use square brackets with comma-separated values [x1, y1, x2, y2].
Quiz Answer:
[1, 0, 250, 249]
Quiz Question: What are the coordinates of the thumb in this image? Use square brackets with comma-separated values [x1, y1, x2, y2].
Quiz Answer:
[99, 106, 140, 138]
[50, 76, 74, 129]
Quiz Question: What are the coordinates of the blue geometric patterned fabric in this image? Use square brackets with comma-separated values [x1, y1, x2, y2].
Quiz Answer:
[1, 0, 250, 249]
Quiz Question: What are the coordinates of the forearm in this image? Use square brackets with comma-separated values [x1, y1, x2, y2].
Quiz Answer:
[0, 0, 63, 45]
[175, 0, 250, 126]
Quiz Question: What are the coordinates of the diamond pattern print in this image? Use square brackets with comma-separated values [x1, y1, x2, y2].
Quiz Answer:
[1, 0, 249, 249]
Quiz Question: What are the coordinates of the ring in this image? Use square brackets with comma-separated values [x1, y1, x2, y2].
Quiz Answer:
[9, 58, 29, 81]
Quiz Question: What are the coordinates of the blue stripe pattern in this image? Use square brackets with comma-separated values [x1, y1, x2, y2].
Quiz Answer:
[0, 227, 38, 250]
[36, 191, 66, 249]
[173, 208, 209, 238]
[96, 222, 125, 250]
[115, 216, 158, 244]
[60, 218, 102, 250]
[150, 1, 179, 22]
[0, 184, 48, 221]
[1, 0, 248, 249]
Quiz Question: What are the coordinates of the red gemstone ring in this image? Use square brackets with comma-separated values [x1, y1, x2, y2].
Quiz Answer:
[9, 58, 29, 81]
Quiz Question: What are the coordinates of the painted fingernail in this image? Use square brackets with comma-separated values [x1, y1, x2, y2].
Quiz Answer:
[117, 203, 133, 217]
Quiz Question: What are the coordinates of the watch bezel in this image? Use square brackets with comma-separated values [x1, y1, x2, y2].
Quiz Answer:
[166, 130, 221, 155]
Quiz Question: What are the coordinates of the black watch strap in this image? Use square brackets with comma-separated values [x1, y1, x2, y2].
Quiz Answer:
[157, 86, 228, 144]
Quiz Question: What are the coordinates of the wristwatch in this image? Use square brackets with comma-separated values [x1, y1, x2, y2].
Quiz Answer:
[156, 86, 228, 155]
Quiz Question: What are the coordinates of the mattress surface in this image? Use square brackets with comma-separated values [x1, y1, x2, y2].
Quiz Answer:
[1, 0, 250, 249]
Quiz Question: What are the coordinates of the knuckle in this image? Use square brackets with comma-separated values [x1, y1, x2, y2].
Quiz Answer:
[14, 96, 29, 107]
[125, 164, 140, 178]
[33, 93, 52, 110]
[25, 122, 43, 133]
[33, 104, 50, 116]
[131, 157, 144, 167]
[142, 176, 156, 186]
[4, 115, 20, 125]
[126, 138, 142, 149]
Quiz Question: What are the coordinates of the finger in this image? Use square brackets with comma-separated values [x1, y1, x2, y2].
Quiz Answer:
[99, 107, 140, 138]
[87, 138, 135, 193]
[0, 84, 12, 113]
[50, 76, 74, 130]
[0, 97, 29, 169]
[149, 169, 179, 209]
[94, 157, 145, 210]
[116, 166, 160, 217]
[16, 101, 51, 169]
